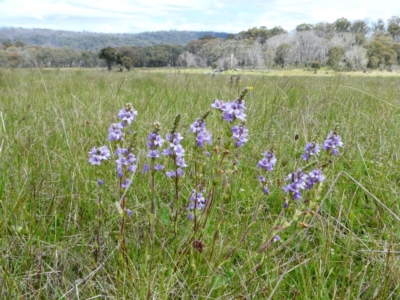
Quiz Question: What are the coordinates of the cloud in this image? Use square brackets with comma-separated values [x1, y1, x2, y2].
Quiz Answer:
[0, 0, 399, 33]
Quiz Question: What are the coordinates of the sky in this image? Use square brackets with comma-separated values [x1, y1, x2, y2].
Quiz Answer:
[0, 0, 399, 34]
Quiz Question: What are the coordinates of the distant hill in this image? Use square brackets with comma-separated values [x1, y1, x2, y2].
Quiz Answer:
[0, 27, 232, 50]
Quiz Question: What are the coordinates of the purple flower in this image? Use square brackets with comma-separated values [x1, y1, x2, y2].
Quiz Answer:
[231, 124, 248, 147]
[272, 235, 281, 243]
[211, 99, 228, 110]
[323, 131, 343, 156]
[128, 164, 138, 173]
[213, 99, 247, 122]
[108, 123, 124, 141]
[263, 186, 269, 194]
[283, 169, 307, 200]
[97, 179, 104, 186]
[88, 145, 111, 165]
[121, 179, 131, 189]
[301, 142, 321, 161]
[257, 150, 277, 171]
[126, 209, 132, 217]
[176, 156, 187, 168]
[142, 164, 150, 173]
[258, 175, 266, 183]
[162, 147, 173, 156]
[189, 118, 206, 133]
[118, 104, 137, 125]
[195, 129, 212, 148]
[306, 169, 325, 189]
[187, 189, 206, 211]
[147, 133, 165, 148]
[147, 149, 160, 158]
[166, 168, 184, 177]
[115, 147, 137, 177]
[154, 164, 164, 171]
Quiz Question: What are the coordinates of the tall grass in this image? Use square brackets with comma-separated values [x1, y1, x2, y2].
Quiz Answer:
[0, 68, 399, 299]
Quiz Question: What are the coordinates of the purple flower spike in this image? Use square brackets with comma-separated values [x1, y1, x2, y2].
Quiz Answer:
[302, 142, 321, 161]
[142, 164, 150, 173]
[118, 104, 137, 125]
[231, 124, 248, 147]
[283, 169, 307, 200]
[306, 169, 325, 189]
[89, 145, 111, 165]
[108, 123, 124, 141]
[323, 131, 343, 156]
[257, 150, 277, 171]
[121, 179, 131, 189]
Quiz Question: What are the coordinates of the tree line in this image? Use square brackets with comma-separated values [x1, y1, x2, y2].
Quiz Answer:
[1, 17, 400, 70]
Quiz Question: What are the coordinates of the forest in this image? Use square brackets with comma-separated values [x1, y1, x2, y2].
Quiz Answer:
[0, 17, 399, 70]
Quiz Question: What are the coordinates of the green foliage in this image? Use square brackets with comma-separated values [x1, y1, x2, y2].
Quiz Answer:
[366, 36, 398, 68]
[311, 60, 321, 69]
[334, 17, 351, 32]
[327, 46, 344, 68]
[238, 26, 287, 44]
[296, 23, 314, 31]
[99, 46, 121, 70]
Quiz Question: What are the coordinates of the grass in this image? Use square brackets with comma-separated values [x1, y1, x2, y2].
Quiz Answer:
[0, 68, 400, 299]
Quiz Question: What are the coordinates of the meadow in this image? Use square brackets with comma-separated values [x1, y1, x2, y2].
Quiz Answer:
[0, 68, 400, 299]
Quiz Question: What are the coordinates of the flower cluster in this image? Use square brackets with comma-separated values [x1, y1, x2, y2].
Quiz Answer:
[306, 169, 325, 190]
[257, 150, 276, 195]
[323, 131, 343, 156]
[88, 146, 111, 165]
[117, 103, 137, 125]
[143, 125, 165, 172]
[187, 188, 206, 219]
[283, 168, 325, 200]
[163, 132, 187, 177]
[108, 123, 124, 141]
[283, 169, 307, 200]
[231, 124, 248, 147]
[301, 142, 321, 161]
[115, 147, 137, 188]
[189, 118, 212, 148]
[211, 98, 247, 122]
[257, 150, 277, 171]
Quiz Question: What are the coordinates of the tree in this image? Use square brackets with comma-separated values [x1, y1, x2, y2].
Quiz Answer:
[387, 16, 400, 41]
[372, 19, 386, 36]
[296, 23, 314, 31]
[14, 40, 25, 48]
[3, 41, 13, 48]
[120, 56, 132, 71]
[350, 20, 370, 35]
[274, 43, 290, 68]
[334, 18, 351, 32]
[393, 43, 400, 64]
[99, 46, 121, 70]
[327, 46, 344, 68]
[366, 36, 397, 68]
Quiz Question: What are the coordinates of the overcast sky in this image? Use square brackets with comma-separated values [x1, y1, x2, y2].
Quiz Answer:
[0, 0, 399, 34]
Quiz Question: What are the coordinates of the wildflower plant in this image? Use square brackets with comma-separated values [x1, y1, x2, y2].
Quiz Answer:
[86, 88, 344, 294]
[88, 103, 138, 261]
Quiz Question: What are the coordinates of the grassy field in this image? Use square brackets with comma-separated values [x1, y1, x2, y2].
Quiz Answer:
[0, 68, 400, 299]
